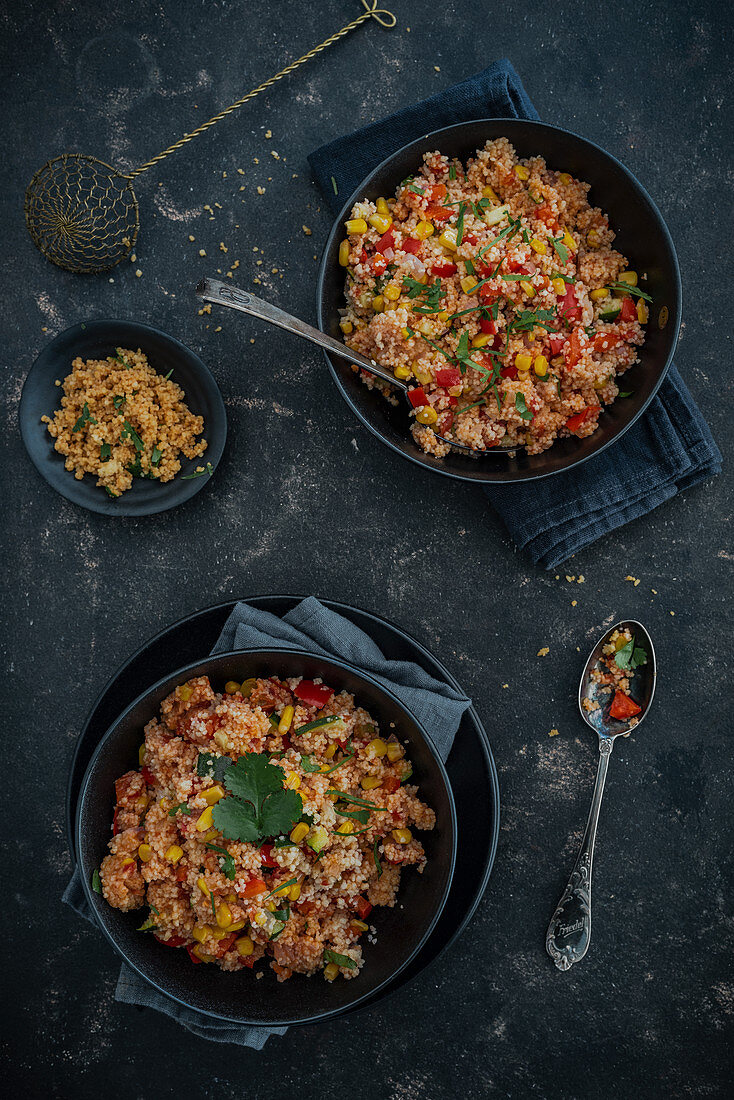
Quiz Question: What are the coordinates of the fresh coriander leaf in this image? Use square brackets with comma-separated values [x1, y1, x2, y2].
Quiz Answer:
[168, 801, 191, 817]
[299, 754, 322, 773]
[515, 393, 534, 421]
[550, 238, 569, 265]
[632, 646, 648, 667]
[100, 442, 112, 460]
[614, 637, 648, 671]
[206, 842, 236, 880]
[225, 752, 287, 807]
[212, 797, 260, 842]
[374, 838, 383, 878]
[403, 275, 428, 299]
[122, 420, 144, 451]
[196, 753, 232, 783]
[272, 906, 290, 922]
[92, 869, 102, 894]
[408, 183, 425, 195]
[258, 788, 303, 838]
[72, 402, 97, 433]
[323, 948, 357, 970]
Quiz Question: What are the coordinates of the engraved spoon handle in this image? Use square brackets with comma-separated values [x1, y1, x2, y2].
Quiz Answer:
[546, 738, 613, 971]
[196, 277, 408, 392]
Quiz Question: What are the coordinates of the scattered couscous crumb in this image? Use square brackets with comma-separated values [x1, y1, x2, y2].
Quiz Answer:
[625, 575, 641, 586]
[257, 186, 266, 195]
[250, 338, 255, 344]
[214, 326, 222, 333]
[651, 588, 658, 594]
[135, 269, 142, 278]
[571, 600, 578, 607]
[303, 226, 312, 236]
[670, 610, 675, 616]
[577, 575, 585, 583]
[434, 65, 441, 72]
[265, 129, 272, 138]
[199, 249, 206, 257]
[565, 575, 576, 583]
[537, 647, 550, 657]
[220, 242, 228, 253]
[129, 252, 137, 263]
[188, 235, 195, 242]
[502, 683, 509, 689]
[549, 728, 560, 737]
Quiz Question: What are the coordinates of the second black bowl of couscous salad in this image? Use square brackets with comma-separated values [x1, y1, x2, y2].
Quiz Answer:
[317, 118, 681, 482]
[76, 648, 456, 1026]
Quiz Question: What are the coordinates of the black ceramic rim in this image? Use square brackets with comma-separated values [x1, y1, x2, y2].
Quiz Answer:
[64, 596, 500, 1018]
[19, 319, 227, 516]
[316, 117, 683, 484]
[75, 645, 458, 1027]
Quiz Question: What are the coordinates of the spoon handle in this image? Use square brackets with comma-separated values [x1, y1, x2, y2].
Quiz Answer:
[546, 738, 613, 971]
[196, 277, 407, 392]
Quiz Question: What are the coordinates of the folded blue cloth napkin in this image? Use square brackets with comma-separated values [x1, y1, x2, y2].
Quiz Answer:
[64, 597, 471, 1047]
[308, 59, 722, 569]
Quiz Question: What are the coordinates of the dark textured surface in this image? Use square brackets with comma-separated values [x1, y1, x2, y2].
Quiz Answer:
[2, 1, 732, 1095]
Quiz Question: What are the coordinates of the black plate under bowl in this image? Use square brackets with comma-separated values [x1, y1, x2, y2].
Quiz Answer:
[66, 596, 499, 1023]
[19, 319, 226, 516]
[76, 647, 457, 1027]
[317, 117, 682, 483]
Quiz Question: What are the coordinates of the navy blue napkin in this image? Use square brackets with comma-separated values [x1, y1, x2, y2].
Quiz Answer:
[308, 60, 721, 569]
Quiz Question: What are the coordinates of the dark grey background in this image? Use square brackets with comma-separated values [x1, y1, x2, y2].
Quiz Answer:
[3, 1, 732, 1096]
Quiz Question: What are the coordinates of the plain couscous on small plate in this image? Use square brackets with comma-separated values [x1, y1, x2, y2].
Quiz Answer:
[338, 137, 652, 456]
[98, 672, 436, 983]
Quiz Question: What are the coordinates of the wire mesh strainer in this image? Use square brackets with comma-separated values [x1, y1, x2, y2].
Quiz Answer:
[24, 2, 395, 274]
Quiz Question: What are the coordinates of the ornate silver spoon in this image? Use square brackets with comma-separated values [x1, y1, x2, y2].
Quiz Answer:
[196, 277, 510, 454]
[546, 619, 656, 971]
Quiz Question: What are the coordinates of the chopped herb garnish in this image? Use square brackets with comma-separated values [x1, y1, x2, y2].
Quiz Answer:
[295, 715, 343, 736]
[335, 807, 370, 826]
[515, 393, 534, 421]
[163, 369, 173, 381]
[121, 420, 144, 451]
[617, 390, 633, 398]
[408, 183, 425, 195]
[550, 271, 574, 284]
[448, 164, 457, 180]
[613, 636, 648, 671]
[196, 753, 232, 783]
[151, 444, 163, 466]
[264, 877, 298, 901]
[550, 238, 569, 265]
[206, 842, 236, 880]
[510, 308, 558, 334]
[331, 176, 338, 195]
[606, 281, 652, 302]
[400, 766, 413, 785]
[329, 790, 387, 811]
[455, 202, 466, 246]
[92, 869, 102, 894]
[100, 442, 112, 460]
[168, 801, 191, 817]
[114, 349, 131, 368]
[374, 838, 383, 878]
[72, 402, 97, 433]
[112, 395, 126, 411]
[299, 754, 323, 774]
[181, 462, 214, 480]
[323, 948, 357, 970]
[104, 487, 118, 499]
[210, 892, 217, 921]
[137, 917, 158, 932]
[464, 258, 475, 276]
[212, 752, 302, 844]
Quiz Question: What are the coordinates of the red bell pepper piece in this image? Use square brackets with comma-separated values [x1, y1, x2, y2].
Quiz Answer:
[429, 183, 447, 201]
[401, 237, 421, 254]
[355, 896, 373, 921]
[609, 691, 642, 720]
[185, 944, 202, 964]
[140, 765, 155, 787]
[566, 407, 596, 433]
[155, 933, 186, 948]
[294, 680, 334, 707]
[435, 366, 462, 388]
[501, 365, 518, 380]
[381, 776, 401, 794]
[431, 262, 457, 277]
[212, 932, 239, 958]
[259, 843, 277, 867]
[374, 229, 395, 254]
[448, 395, 459, 406]
[371, 254, 388, 275]
[559, 284, 582, 322]
[593, 332, 624, 353]
[238, 876, 268, 899]
[548, 334, 565, 356]
[479, 283, 501, 303]
[112, 807, 119, 836]
[463, 232, 478, 246]
[507, 258, 529, 274]
[425, 203, 451, 223]
[408, 387, 429, 408]
[479, 318, 497, 334]
[619, 296, 637, 322]
[535, 204, 559, 230]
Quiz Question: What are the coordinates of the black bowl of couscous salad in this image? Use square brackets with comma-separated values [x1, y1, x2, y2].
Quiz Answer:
[76, 649, 457, 1026]
[317, 118, 681, 483]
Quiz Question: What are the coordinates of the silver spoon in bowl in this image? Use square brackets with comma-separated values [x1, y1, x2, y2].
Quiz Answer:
[196, 277, 510, 455]
[546, 619, 656, 971]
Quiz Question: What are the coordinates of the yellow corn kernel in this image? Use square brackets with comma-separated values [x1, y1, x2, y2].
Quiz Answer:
[482, 185, 500, 203]
[376, 197, 389, 215]
[290, 822, 310, 844]
[552, 278, 567, 296]
[324, 962, 340, 981]
[338, 239, 351, 266]
[299, 790, 309, 803]
[460, 276, 478, 294]
[134, 793, 149, 813]
[350, 919, 369, 932]
[251, 911, 268, 927]
[437, 310, 450, 322]
[339, 319, 353, 335]
[229, 919, 247, 932]
[335, 820, 354, 835]
[324, 743, 337, 760]
[138, 843, 153, 863]
[203, 828, 219, 843]
[213, 729, 230, 751]
[271, 881, 291, 897]
[235, 935, 254, 957]
[590, 287, 608, 301]
[533, 355, 548, 378]
[361, 776, 382, 790]
[192, 946, 215, 963]
[414, 220, 434, 240]
[121, 857, 137, 868]
[529, 237, 547, 255]
[138, 743, 146, 766]
[240, 678, 257, 697]
[401, 327, 412, 339]
[224, 681, 240, 694]
[586, 228, 602, 248]
[412, 363, 433, 385]
[386, 742, 404, 763]
[216, 903, 233, 929]
[178, 683, 193, 702]
[438, 227, 457, 251]
[367, 738, 388, 757]
[278, 706, 294, 734]
[519, 280, 535, 298]
[413, 319, 434, 335]
[191, 925, 211, 944]
[562, 229, 576, 252]
[196, 807, 213, 832]
[384, 284, 401, 301]
[265, 901, 276, 912]
[389, 364, 411, 382]
[636, 299, 649, 324]
[197, 876, 210, 897]
[617, 270, 638, 287]
[209, 927, 229, 941]
[372, 295, 384, 313]
[165, 844, 183, 864]
[514, 164, 530, 181]
[392, 828, 413, 844]
[593, 376, 610, 391]
[416, 406, 438, 426]
[559, 172, 573, 185]
[515, 353, 533, 372]
[368, 212, 392, 234]
[226, 891, 238, 904]
[345, 218, 368, 235]
[284, 770, 301, 790]
[203, 784, 225, 806]
[289, 882, 301, 901]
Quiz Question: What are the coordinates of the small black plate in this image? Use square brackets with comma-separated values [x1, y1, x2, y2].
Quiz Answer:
[65, 596, 500, 1020]
[19, 319, 227, 516]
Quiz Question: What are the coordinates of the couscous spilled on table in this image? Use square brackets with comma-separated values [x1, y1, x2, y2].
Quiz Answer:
[338, 137, 652, 456]
[98, 673, 435, 982]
